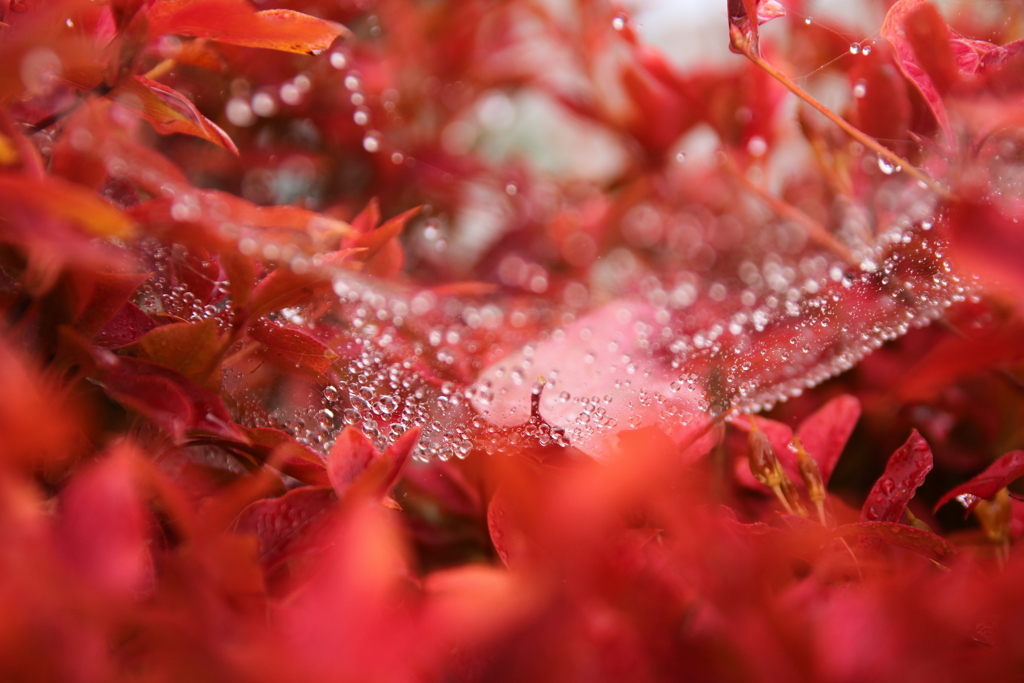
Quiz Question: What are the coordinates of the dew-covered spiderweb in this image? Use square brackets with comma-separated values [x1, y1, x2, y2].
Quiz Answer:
[154, 2, 970, 462]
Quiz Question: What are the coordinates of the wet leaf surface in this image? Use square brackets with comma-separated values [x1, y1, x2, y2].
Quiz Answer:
[861, 430, 933, 523]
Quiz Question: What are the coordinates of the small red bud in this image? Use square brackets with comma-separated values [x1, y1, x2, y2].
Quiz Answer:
[793, 437, 825, 504]
[748, 419, 779, 488]
[777, 462, 808, 518]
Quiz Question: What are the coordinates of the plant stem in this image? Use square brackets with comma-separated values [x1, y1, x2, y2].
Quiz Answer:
[729, 26, 950, 199]
[722, 154, 856, 265]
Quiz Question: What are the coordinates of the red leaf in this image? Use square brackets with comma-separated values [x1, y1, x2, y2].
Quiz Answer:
[882, 0, 955, 142]
[934, 451, 1024, 513]
[836, 522, 961, 564]
[401, 459, 482, 519]
[0, 339, 81, 471]
[897, 321, 1024, 402]
[944, 198, 1024, 297]
[861, 430, 933, 523]
[349, 206, 420, 278]
[795, 395, 861, 485]
[233, 486, 338, 570]
[70, 271, 151, 338]
[728, 0, 786, 56]
[134, 318, 226, 392]
[358, 427, 422, 499]
[487, 485, 521, 569]
[0, 172, 135, 238]
[249, 318, 338, 375]
[112, 76, 238, 154]
[51, 99, 191, 198]
[238, 426, 329, 487]
[350, 197, 381, 234]
[56, 445, 152, 598]
[327, 426, 379, 495]
[880, 0, 1008, 145]
[246, 267, 333, 322]
[100, 365, 194, 442]
[847, 46, 913, 156]
[96, 352, 245, 443]
[146, 0, 348, 55]
[94, 301, 157, 348]
[129, 189, 352, 255]
[110, 0, 145, 31]
[220, 249, 257, 311]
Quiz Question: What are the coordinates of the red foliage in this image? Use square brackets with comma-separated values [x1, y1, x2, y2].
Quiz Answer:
[3, 0, 1024, 680]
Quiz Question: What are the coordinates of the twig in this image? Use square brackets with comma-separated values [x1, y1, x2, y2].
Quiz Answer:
[721, 154, 856, 265]
[729, 26, 950, 199]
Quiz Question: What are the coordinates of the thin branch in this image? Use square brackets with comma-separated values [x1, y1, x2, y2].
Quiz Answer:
[729, 26, 951, 199]
[721, 154, 856, 266]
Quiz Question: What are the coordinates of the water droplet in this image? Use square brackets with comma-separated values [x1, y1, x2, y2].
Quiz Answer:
[877, 156, 896, 174]
[853, 80, 867, 98]
[804, 16, 813, 25]
[849, 43, 861, 55]
[747, 136, 767, 157]
[225, 98, 255, 127]
[612, 13, 627, 30]
[362, 132, 381, 153]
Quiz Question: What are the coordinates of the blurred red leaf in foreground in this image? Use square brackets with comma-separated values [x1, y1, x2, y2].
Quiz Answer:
[4, 0, 1024, 679]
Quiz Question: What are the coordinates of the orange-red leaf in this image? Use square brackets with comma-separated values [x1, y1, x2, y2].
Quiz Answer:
[0, 172, 135, 238]
[247, 267, 332, 322]
[134, 318, 226, 392]
[112, 76, 238, 153]
[147, 0, 348, 55]
[69, 271, 151, 338]
[249, 318, 338, 374]
[238, 425, 329, 487]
